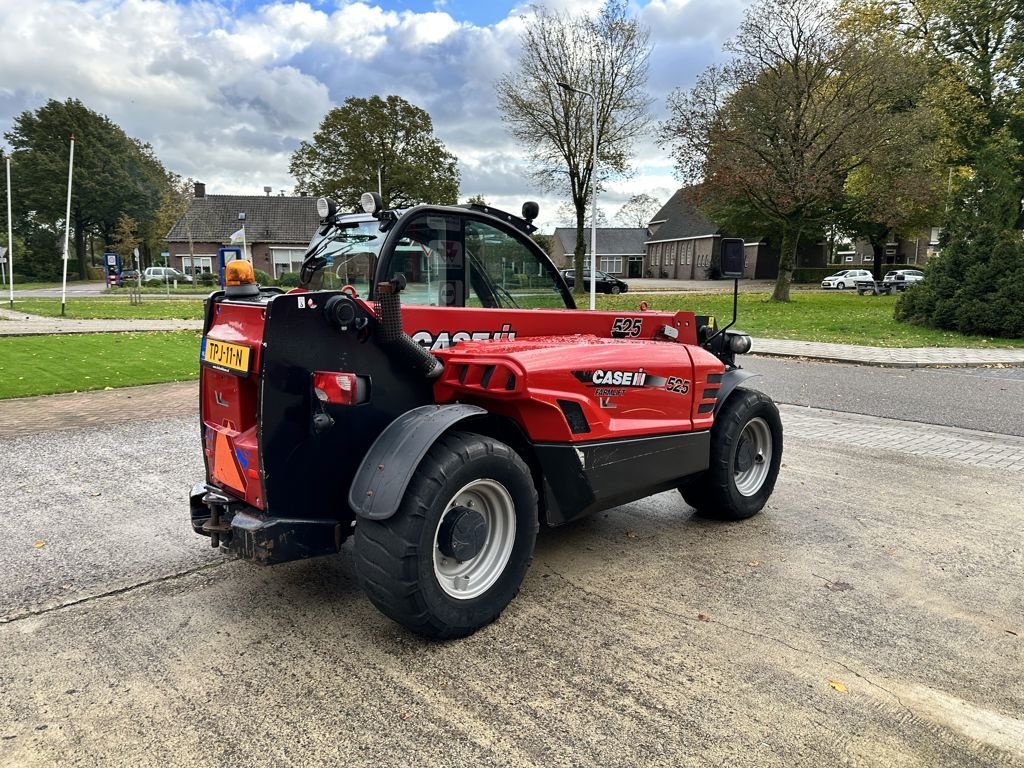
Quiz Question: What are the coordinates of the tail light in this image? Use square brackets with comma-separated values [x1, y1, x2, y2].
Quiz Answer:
[312, 371, 368, 405]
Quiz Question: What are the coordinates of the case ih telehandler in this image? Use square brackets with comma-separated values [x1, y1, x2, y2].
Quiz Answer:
[190, 194, 783, 638]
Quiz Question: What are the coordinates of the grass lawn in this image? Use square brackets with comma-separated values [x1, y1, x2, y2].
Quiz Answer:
[0, 332, 201, 399]
[12, 298, 205, 320]
[595, 291, 1024, 348]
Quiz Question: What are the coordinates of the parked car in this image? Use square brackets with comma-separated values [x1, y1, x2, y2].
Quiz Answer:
[144, 266, 192, 283]
[119, 269, 141, 284]
[821, 269, 872, 289]
[560, 269, 629, 294]
[883, 269, 924, 285]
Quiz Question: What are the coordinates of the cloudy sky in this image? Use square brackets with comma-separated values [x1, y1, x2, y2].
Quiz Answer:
[0, 0, 750, 232]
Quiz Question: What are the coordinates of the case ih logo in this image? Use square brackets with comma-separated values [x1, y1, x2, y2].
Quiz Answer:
[411, 324, 516, 351]
[572, 369, 668, 388]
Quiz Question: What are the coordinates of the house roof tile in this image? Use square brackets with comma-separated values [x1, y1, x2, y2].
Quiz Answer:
[553, 227, 648, 255]
[646, 188, 720, 241]
[166, 195, 320, 244]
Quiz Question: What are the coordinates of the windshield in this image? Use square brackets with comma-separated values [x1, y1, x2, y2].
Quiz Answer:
[306, 217, 385, 289]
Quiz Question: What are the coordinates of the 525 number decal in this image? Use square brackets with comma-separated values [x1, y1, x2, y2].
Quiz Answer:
[665, 376, 691, 395]
[611, 317, 643, 338]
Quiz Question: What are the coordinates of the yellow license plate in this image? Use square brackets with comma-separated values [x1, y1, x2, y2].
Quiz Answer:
[202, 338, 251, 375]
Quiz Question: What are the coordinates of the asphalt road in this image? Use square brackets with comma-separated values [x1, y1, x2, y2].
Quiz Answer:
[745, 355, 1024, 437]
[3, 376, 1024, 766]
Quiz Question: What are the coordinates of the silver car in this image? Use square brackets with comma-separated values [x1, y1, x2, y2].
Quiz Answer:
[883, 269, 924, 284]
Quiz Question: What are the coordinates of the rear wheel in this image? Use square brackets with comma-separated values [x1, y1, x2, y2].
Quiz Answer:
[353, 432, 538, 639]
[680, 387, 783, 520]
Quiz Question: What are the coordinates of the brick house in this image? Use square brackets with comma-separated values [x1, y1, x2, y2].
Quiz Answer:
[645, 189, 724, 279]
[839, 228, 942, 267]
[550, 227, 648, 277]
[165, 183, 319, 279]
[646, 188, 828, 279]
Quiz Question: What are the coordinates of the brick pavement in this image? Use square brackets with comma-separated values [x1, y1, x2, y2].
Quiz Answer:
[779, 404, 1024, 471]
[752, 338, 1024, 367]
[0, 381, 198, 439]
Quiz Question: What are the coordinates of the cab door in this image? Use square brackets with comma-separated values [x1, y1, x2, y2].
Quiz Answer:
[373, 207, 574, 310]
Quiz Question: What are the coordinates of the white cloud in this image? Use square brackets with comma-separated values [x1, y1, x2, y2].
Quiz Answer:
[0, 0, 750, 218]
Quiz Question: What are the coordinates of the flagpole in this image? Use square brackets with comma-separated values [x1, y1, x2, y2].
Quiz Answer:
[241, 224, 247, 261]
[6, 156, 13, 308]
[60, 134, 75, 317]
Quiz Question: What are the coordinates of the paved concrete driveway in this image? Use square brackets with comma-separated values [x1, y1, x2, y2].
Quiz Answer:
[1, 399, 1022, 767]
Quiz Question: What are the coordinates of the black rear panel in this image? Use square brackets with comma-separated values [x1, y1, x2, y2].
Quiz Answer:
[259, 291, 434, 521]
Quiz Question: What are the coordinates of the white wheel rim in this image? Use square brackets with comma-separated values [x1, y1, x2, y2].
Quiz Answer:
[433, 479, 516, 600]
[734, 417, 772, 496]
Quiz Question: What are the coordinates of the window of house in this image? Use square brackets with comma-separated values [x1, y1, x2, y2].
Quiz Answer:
[181, 255, 214, 275]
[930, 227, 942, 245]
[271, 248, 307, 278]
[600, 256, 623, 273]
[651, 250, 660, 266]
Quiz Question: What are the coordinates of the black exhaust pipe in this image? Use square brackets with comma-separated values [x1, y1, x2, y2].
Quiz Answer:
[375, 275, 444, 379]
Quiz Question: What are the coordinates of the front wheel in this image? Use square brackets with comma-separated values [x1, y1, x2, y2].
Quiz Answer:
[353, 432, 538, 639]
[680, 388, 783, 520]
[610, 285, 621, 294]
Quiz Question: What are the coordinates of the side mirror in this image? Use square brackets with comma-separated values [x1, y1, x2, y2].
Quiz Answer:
[720, 238, 744, 278]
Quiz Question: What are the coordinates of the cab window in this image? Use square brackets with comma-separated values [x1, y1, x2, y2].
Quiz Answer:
[383, 211, 571, 309]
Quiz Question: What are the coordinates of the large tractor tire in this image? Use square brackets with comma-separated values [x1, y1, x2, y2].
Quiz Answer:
[353, 431, 539, 639]
[680, 387, 783, 520]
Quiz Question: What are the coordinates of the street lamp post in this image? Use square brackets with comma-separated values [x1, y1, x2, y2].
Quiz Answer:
[556, 80, 598, 311]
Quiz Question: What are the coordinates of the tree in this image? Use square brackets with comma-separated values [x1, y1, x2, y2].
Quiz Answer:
[4, 99, 168, 279]
[109, 213, 140, 265]
[531, 232, 554, 256]
[556, 201, 607, 228]
[896, 128, 1024, 336]
[465, 194, 489, 206]
[614, 193, 660, 227]
[145, 173, 194, 268]
[894, 0, 1023, 163]
[888, 0, 1024, 336]
[661, 0, 920, 300]
[290, 96, 460, 211]
[832, 4, 945, 278]
[496, 0, 651, 296]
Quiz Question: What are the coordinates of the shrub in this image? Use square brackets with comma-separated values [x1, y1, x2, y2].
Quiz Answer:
[144, 279, 165, 288]
[895, 130, 1024, 339]
[253, 269, 273, 286]
[197, 272, 217, 286]
[277, 271, 301, 287]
